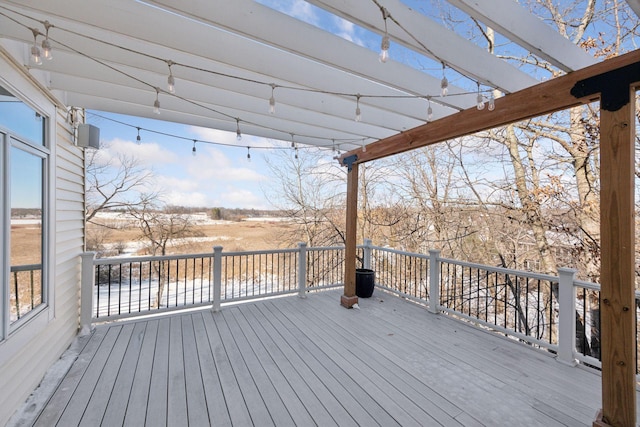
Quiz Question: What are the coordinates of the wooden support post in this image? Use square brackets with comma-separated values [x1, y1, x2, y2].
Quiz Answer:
[572, 64, 639, 427]
[341, 161, 359, 308]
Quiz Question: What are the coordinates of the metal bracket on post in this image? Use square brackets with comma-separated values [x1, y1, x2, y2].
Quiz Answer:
[570, 62, 640, 112]
[341, 154, 358, 172]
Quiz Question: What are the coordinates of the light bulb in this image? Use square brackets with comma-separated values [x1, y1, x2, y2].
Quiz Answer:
[440, 76, 448, 97]
[153, 89, 160, 114]
[362, 141, 366, 152]
[136, 128, 141, 144]
[488, 93, 495, 111]
[167, 74, 175, 94]
[41, 38, 52, 61]
[379, 35, 390, 63]
[192, 141, 197, 157]
[355, 95, 362, 122]
[236, 119, 242, 140]
[294, 147, 298, 159]
[427, 99, 433, 122]
[269, 84, 276, 114]
[476, 93, 485, 110]
[247, 147, 251, 162]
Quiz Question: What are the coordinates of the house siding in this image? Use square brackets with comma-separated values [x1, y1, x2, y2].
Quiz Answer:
[0, 56, 85, 426]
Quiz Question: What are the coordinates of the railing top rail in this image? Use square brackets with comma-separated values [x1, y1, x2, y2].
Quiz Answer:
[438, 256, 559, 282]
[573, 279, 601, 292]
[10, 263, 43, 272]
[222, 248, 299, 256]
[369, 245, 430, 260]
[94, 253, 215, 265]
[307, 246, 346, 252]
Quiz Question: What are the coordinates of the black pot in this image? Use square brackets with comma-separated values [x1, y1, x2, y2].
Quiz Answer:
[355, 268, 375, 298]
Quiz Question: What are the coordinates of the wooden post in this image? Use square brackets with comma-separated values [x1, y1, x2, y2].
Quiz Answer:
[594, 90, 636, 427]
[80, 252, 96, 335]
[212, 246, 223, 312]
[298, 242, 307, 298]
[341, 161, 359, 308]
[428, 250, 440, 314]
[572, 65, 639, 427]
[557, 268, 577, 366]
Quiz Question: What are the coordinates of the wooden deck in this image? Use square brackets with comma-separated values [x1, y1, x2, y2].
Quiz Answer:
[24, 289, 638, 426]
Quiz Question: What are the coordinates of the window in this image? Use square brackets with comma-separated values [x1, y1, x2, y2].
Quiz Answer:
[1, 84, 49, 336]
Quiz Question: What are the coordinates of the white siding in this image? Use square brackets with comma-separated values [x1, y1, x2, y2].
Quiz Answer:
[0, 55, 85, 426]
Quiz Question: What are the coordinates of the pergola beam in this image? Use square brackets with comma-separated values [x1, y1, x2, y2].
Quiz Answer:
[339, 49, 640, 165]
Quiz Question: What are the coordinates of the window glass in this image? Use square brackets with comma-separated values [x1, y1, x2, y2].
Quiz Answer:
[9, 144, 44, 323]
[0, 85, 45, 146]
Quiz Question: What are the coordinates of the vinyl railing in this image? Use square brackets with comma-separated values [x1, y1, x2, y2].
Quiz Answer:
[80, 240, 632, 372]
[10, 263, 42, 324]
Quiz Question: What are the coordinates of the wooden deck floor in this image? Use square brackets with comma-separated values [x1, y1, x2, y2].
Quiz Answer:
[25, 289, 638, 426]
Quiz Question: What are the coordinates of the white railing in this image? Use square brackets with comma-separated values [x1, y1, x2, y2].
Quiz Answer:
[80, 240, 635, 373]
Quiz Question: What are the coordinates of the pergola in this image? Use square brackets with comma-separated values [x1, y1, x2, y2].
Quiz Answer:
[0, 1, 639, 425]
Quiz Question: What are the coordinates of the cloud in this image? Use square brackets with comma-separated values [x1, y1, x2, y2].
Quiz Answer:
[217, 187, 269, 209]
[100, 137, 176, 167]
[333, 17, 364, 46]
[187, 126, 278, 149]
[186, 145, 266, 182]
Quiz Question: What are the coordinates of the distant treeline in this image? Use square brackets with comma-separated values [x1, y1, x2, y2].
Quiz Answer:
[103, 206, 285, 221]
[11, 208, 42, 218]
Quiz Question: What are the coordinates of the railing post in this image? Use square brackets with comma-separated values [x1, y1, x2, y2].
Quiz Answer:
[80, 252, 96, 335]
[428, 250, 441, 314]
[557, 267, 577, 366]
[212, 246, 223, 312]
[363, 238, 372, 270]
[298, 242, 307, 298]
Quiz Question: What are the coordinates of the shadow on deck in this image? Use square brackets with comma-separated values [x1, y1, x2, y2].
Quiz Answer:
[13, 289, 639, 426]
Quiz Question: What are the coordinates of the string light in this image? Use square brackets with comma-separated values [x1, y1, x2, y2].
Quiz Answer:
[41, 21, 53, 61]
[153, 87, 161, 114]
[476, 82, 485, 110]
[246, 146, 251, 162]
[192, 140, 197, 156]
[269, 84, 276, 114]
[236, 118, 242, 140]
[361, 139, 367, 152]
[488, 92, 495, 111]
[355, 94, 362, 122]
[290, 133, 295, 148]
[136, 127, 141, 144]
[30, 28, 42, 65]
[166, 60, 175, 94]
[294, 146, 299, 159]
[440, 62, 448, 97]
[427, 97, 433, 122]
[379, 7, 390, 63]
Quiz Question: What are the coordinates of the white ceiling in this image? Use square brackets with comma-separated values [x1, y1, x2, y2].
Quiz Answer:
[0, 0, 635, 151]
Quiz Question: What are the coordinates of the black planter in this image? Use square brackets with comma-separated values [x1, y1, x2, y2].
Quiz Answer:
[355, 268, 375, 298]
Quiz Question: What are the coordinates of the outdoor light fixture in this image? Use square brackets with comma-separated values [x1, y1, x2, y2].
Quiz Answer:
[440, 63, 448, 97]
[153, 88, 161, 114]
[236, 118, 242, 140]
[167, 60, 175, 94]
[192, 140, 197, 156]
[290, 133, 295, 148]
[30, 28, 42, 65]
[136, 127, 141, 144]
[427, 97, 433, 122]
[41, 21, 53, 61]
[355, 94, 362, 122]
[476, 82, 485, 110]
[247, 146, 251, 162]
[379, 7, 390, 63]
[488, 93, 495, 111]
[269, 84, 276, 114]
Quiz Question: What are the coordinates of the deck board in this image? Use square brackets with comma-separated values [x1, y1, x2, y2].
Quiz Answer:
[25, 289, 640, 426]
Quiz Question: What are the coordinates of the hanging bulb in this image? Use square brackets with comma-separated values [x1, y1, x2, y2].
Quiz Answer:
[269, 84, 276, 114]
[379, 35, 390, 63]
[488, 93, 495, 111]
[30, 28, 42, 65]
[440, 63, 448, 97]
[476, 83, 485, 110]
[42, 21, 53, 60]
[192, 140, 197, 157]
[136, 127, 141, 144]
[294, 147, 299, 160]
[361, 140, 367, 153]
[379, 7, 390, 63]
[153, 88, 161, 114]
[246, 146, 251, 162]
[290, 133, 295, 148]
[427, 98, 433, 122]
[167, 61, 176, 94]
[332, 139, 337, 154]
[355, 95, 362, 122]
